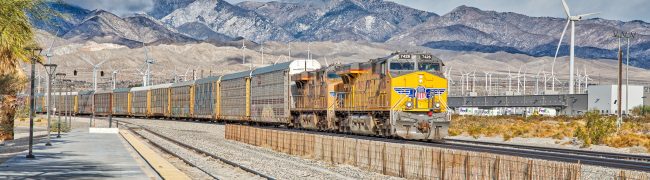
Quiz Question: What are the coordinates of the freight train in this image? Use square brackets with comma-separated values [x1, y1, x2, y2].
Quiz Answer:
[32, 52, 450, 140]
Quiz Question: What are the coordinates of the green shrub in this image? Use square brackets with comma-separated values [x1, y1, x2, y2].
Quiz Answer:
[50, 122, 70, 133]
[574, 111, 616, 147]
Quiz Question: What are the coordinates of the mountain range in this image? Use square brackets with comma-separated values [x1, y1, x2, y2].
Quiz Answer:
[32, 0, 650, 68]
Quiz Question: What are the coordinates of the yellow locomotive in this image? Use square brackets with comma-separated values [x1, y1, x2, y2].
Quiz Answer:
[32, 51, 450, 141]
[294, 52, 449, 140]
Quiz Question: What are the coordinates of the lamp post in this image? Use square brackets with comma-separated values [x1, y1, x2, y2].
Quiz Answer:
[43, 64, 57, 146]
[55, 73, 66, 138]
[25, 46, 43, 159]
[64, 80, 70, 130]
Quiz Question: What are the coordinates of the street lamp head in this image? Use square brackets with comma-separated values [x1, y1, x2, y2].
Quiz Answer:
[43, 64, 57, 76]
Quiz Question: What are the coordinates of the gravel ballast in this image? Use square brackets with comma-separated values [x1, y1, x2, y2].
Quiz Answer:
[118, 118, 402, 180]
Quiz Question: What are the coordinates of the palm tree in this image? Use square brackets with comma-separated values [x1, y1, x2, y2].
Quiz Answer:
[0, 0, 51, 141]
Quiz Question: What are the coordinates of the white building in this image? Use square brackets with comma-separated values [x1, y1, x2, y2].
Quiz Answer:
[588, 85, 644, 115]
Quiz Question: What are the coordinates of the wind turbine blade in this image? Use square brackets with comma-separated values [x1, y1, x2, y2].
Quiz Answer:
[561, 0, 571, 16]
[46, 30, 59, 56]
[80, 56, 95, 66]
[552, 19, 570, 75]
[577, 12, 599, 18]
[97, 58, 110, 67]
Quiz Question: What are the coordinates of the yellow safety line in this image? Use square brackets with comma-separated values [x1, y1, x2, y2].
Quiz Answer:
[120, 130, 191, 180]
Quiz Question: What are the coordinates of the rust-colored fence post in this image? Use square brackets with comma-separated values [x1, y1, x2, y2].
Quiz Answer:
[494, 156, 500, 180]
[382, 143, 387, 175]
[439, 151, 445, 180]
[465, 154, 470, 180]
[527, 159, 533, 180]
[399, 146, 405, 178]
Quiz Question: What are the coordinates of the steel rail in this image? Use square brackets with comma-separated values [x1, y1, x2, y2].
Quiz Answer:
[445, 138, 650, 162]
[120, 121, 276, 180]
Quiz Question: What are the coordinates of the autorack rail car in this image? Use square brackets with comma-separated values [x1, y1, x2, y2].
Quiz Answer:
[113, 88, 131, 116]
[32, 52, 450, 141]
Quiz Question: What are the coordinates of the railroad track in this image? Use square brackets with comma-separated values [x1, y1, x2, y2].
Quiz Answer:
[445, 139, 650, 162]
[120, 122, 274, 180]
[252, 126, 650, 172]
[106, 117, 650, 172]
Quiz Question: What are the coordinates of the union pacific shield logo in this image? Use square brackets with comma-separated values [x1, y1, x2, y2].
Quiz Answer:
[394, 87, 446, 99]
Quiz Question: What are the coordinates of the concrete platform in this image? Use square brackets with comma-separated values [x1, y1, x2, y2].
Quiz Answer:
[0, 129, 159, 179]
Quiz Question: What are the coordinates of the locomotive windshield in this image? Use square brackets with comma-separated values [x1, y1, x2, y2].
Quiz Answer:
[389, 61, 414, 71]
[418, 62, 440, 71]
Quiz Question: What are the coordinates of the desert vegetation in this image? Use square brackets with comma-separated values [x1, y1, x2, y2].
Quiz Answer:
[449, 113, 650, 152]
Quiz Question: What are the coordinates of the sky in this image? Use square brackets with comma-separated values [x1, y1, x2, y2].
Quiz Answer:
[64, 0, 650, 22]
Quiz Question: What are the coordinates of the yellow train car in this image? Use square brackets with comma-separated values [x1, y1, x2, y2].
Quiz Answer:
[193, 76, 220, 119]
[150, 83, 172, 117]
[53, 92, 76, 116]
[130, 86, 150, 117]
[170, 81, 194, 118]
[94, 90, 112, 116]
[77, 90, 94, 115]
[113, 88, 131, 116]
[219, 71, 251, 121]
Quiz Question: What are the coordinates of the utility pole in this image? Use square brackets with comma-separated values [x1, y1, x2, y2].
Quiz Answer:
[623, 32, 636, 117]
[614, 32, 624, 129]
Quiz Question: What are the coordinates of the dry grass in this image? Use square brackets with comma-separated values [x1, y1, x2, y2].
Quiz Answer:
[450, 114, 650, 152]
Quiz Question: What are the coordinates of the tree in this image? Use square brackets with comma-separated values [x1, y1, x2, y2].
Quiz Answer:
[0, 0, 51, 141]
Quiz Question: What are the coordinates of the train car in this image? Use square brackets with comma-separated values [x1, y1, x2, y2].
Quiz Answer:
[250, 60, 321, 124]
[53, 92, 77, 116]
[219, 70, 252, 121]
[130, 86, 150, 117]
[94, 90, 112, 116]
[292, 64, 343, 130]
[113, 88, 131, 116]
[33, 93, 46, 113]
[150, 83, 172, 117]
[194, 76, 220, 119]
[77, 90, 94, 115]
[170, 80, 194, 118]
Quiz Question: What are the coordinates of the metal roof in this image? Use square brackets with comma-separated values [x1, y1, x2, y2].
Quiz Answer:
[95, 89, 112, 94]
[221, 70, 252, 81]
[172, 80, 195, 88]
[78, 90, 94, 95]
[130, 86, 150, 92]
[149, 83, 173, 90]
[113, 88, 131, 93]
[195, 76, 220, 84]
[252, 61, 292, 76]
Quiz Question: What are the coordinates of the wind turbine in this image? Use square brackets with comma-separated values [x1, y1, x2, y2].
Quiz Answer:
[80, 54, 111, 91]
[551, 0, 598, 94]
[483, 71, 491, 95]
[108, 62, 122, 89]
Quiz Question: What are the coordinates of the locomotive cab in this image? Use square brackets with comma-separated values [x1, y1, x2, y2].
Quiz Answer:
[387, 52, 449, 141]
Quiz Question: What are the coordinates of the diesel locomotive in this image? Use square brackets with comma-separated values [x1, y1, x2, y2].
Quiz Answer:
[33, 52, 450, 140]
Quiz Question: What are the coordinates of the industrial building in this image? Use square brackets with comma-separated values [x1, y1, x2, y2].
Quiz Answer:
[587, 85, 644, 115]
[449, 85, 648, 116]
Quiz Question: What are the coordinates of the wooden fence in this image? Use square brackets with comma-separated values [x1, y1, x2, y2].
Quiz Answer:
[225, 125, 647, 180]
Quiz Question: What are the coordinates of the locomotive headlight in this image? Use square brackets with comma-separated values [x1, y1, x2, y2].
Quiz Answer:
[405, 101, 414, 109]
[418, 75, 423, 83]
[435, 102, 441, 109]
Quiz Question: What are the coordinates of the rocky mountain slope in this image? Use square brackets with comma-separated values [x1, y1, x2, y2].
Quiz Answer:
[31, 0, 650, 68]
